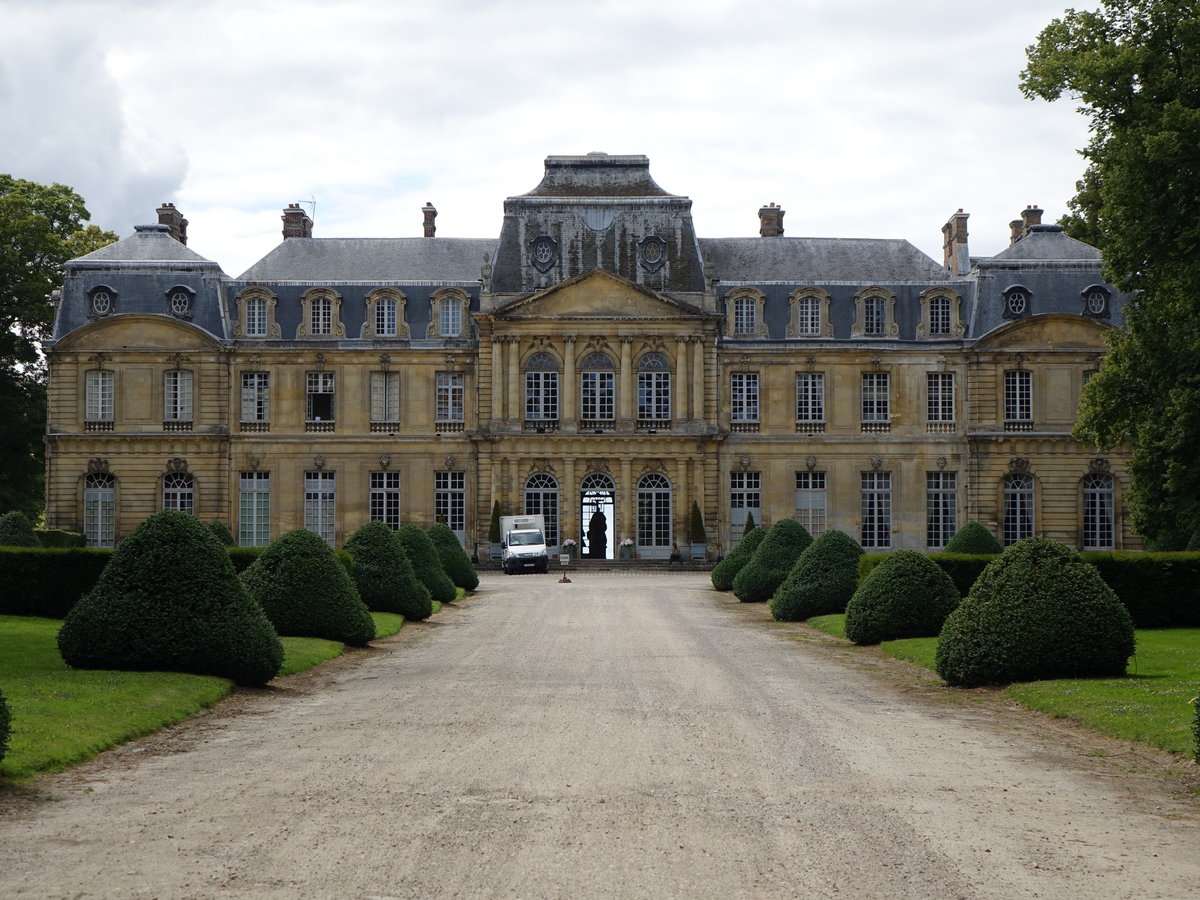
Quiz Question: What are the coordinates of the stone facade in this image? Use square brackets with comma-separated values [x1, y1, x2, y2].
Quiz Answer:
[44, 153, 1133, 558]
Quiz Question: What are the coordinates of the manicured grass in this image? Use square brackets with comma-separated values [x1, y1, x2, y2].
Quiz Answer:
[806, 614, 845, 639]
[372, 611, 405, 638]
[277, 636, 346, 677]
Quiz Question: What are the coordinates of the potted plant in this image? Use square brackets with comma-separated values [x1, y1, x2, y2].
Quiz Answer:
[488, 500, 502, 559]
[619, 538, 635, 560]
[688, 500, 707, 560]
[560, 538, 577, 560]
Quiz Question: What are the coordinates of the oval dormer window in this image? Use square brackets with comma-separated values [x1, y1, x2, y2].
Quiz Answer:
[92, 291, 112, 315]
[166, 286, 195, 318]
[1002, 285, 1031, 320]
[1082, 286, 1110, 318]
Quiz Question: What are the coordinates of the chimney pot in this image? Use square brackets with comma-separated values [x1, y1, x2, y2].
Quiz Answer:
[282, 203, 313, 239]
[156, 202, 188, 245]
[758, 203, 785, 237]
[422, 202, 437, 238]
[942, 209, 970, 274]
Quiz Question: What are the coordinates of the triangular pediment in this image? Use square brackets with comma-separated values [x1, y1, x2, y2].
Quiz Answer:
[493, 269, 709, 321]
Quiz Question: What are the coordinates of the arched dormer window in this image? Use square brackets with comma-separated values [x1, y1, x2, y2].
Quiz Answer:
[297, 288, 344, 338]
[724, 288, 768, 338]
[1081, 284, 1111, 319]
[87, 285, 117, 318]
[428, 288, 471, 338]
[917, 287, 965, 339]
[1002, 284, 1032, 320]
[787, 288, 833, 338]
[363, 288, 409, 338]
[234, 287, 279, 338]
[851, 288, 897, 338]
[165, 285, 195, 319]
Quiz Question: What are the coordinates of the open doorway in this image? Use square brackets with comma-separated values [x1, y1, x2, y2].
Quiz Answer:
[580, 472, 615, 559]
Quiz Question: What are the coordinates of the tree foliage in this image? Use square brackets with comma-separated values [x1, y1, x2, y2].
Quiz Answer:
[1021, 2, 1200, 539]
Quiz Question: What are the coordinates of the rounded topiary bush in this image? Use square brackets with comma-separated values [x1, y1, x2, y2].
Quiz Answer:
[711, 526, 765, 591]
[769, 529, 864, 621]
[844, 550, 960, 644]
[944, 521, 1002, 554]
[0, 511, 39, 547]
[0, 687, 10, 765]
[398, 524, 457, 605]
[205, 520, 236, 546]
[242, 529, 375, 646]
[427, 522, 478, 591]
[935, 536, 1136, 687]
[345, 521, 432, 621]
[1192, 697, 1200, 764]
[732, 519, 813, 603]
[57, 510, 283, 686]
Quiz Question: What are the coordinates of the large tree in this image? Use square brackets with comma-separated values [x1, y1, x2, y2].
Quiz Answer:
[1021, 1, 1200, 541]
[0, 176, 118, 517]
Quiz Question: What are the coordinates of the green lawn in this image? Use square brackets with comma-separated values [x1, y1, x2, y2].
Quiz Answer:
[806, 614, 1200, 757]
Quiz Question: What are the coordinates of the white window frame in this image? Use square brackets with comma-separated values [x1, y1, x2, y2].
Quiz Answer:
[86, 370, 114, 423]
[84, 473, 116, 548]
[238, 471, 271, 547]
[241, 372, 270, 423]
[304, 471, 336, 545]
[927, 372, 955, 423]
[306, 371, 336, 423]
[795, 372, 825, 423]
[370, 471, 402, 530]
[731, 372, 759, 423]
[164, 370, 193, 423]
[795, 471, 827, 536]
[860, 471, 892, 549]
[1003, 473, 1035, 545]
[637, 353, 671, 422]
[1082, 473, 1115, 550]
[370, 371, 401, 425]
[1004, 369, 1033, 424]
[163, 472, 194, 515]
[861, 372, 890, 423]
[436, 371, 465, 423]
[926, 471, 957, 549]
[435, 470, 466, 540]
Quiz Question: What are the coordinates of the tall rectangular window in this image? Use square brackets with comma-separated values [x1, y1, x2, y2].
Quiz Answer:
[83, 473, 116, 548]
[526, 371, 559, 421]
[435, 470, 466, 537]
[241, 372, 270, 423]
[239, 471, 271, 547]
[795, 471, 827, 536]
[1004, 370, 1032, 423]
[162, 473, 194, 515]
[580, 371, 615, 421]
[861, 372, 890, 423]
[731, 373, 759, 423]
[733, 297, 756, 335]
[797, 297, 821, 335]
[795, 372, 825, 423]
[1082, 473, 1115, 550]
[370, 471, 402, 530]
[306, 372, 335, 423]
[164, 370, 193, 423]
[436, 371, 465, 422]
[375, 298, 397, 337]
[926, 471, 957, 548]
[861, 471, 892, 549]
[864, 296, 886, 336]
[730, 471, 761, 544]
[370, 372, 401, 425]
[929, 296, 951, 335]
[440, 300, 462, 337]
[304, 471, 336, 545]
[311, 297, 332, 335]
[927, 372, 955, 422]
[637, 371, 671, 422]
[1003, 474, 1035, 545]
[85, 370, 114, 423]
[245, 297, 267, 337]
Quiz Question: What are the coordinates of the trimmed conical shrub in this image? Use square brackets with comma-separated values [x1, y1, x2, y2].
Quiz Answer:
[241, 529, 375, 646]
[0, 687, 10, 765]
[344, 521, 432, 621]
[733, 519, 813, 603]
[428, 521, 478, 591]
[205, 520, 236, 546]
[0, 511, 39, 547]
[57, 510, 283, 686]
[398, 524, 457, 604]
[944, 521, 1002, 554]
[711, 526, 765, 591]
[935, 536, 1135, 687]
[844, 550, 960, 644]
[770, 529, 864, 621]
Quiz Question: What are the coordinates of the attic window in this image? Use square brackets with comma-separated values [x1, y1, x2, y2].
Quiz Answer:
[88, 286, 116, 317]
[529, 235, 559, 274]
[1081, 285, 1110, 319]
[1002, 285, 1031, 320]
[166, 286, 194, 318]
[637, 235, 667, 274]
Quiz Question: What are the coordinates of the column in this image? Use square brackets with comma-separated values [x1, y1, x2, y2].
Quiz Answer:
[562, 335, 577, 431]
[564, 456, 577, 543]
[619, 335, 634, 426]
[620, 456, 633, 547]
[507, 337, 521, 427]
[675, 337, 690, 423]
[490, 338, 504, 424]
[692, 336, 705, 424]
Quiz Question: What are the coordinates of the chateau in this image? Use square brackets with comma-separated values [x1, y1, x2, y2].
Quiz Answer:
[43, 153, 1133, 558]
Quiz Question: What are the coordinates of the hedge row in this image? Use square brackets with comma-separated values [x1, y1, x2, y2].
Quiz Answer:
[858, 550, 1200, 628]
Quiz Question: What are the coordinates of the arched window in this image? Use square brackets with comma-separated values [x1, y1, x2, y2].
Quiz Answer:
[734, 297, 757, 335]
[1082, 473, 1115, 550]
[636, 352, 671, 426]
[580, 353, 615, 428]
[1002, 473, 1034, 545]
[524, 472, 560, 546]
[797, 296, 821, 335]
[84, 473, 116, 548]
[524, 352, 560, 428]
[376, 297, 397, 336]
[245, 296, 267, 336]
[637, 472, 673, 553]
[163, 472, 194, 515]
[863, 296, 886, 336]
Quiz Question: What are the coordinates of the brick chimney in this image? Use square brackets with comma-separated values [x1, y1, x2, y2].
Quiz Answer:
[758, 203, 784, 237]
[1010, 204, 1044, 244]
[282, 203, 313, 239]
[156, 203, 188, 245]
[1009, 219, 1024, 245]
[941, 209, 970, 275]
[422, 202, 437, 238]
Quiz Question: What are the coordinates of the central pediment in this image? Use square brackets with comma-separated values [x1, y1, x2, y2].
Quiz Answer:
[491, 269, 709, 321]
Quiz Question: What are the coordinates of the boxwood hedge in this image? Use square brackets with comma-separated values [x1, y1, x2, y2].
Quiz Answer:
[398, 524, 457, 605]
[345, 521, 432, 620]
[769, 529, 863, 621]
[0, 687, 10, 765]
[428, 521, 478, 591]
[935, 536, 1135, 687]
[943, 521, 1002, 554]
[0, 511, 39, 547]
[0, 547, 113, 617]
[733, 519, 813, 603]
[844, 550, 960, 644]
[711, 525, 764, 591]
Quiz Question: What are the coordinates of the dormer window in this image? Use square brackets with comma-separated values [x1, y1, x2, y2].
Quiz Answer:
[917, 288, 964, 339]
[724, 288, 768, 338]
[297, 288, 344, 338]
[166, 286, 194, 318]
[787, 288, 832, 338]
[851, 287, 897, 338]
[1003, 285, 1032, 320]
[362, 288, 409, 339]
[428, 288, 470, 339]
[1081, 285, 1110, 319]
[235, 287, 279, 338]
[88, 286, 117, 317]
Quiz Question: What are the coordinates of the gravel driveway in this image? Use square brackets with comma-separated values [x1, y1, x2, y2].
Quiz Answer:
[1, 572, 1198, 899]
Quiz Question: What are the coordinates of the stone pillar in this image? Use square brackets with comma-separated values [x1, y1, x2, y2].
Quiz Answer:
[490, 337, 504, 423]
[563, 456, 577, 544]
[619, 336, 634, 425]
[507, 338, 521, 427]
[675, 337, 690, 422]
[620, 456, 634, 548]
[562, 335, 577, 431]
[692, 337, 705, 422]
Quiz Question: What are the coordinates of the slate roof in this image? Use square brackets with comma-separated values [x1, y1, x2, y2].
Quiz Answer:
[76, 224, 217, 264]
[237, 237, 498, 283]
[701, 237, 952, 284]
[990, 225, 1101, 261]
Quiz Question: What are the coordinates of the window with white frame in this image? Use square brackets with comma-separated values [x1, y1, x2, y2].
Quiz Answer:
[245, 297, 268, 337]
[440, 298, 462, 337]
[369, 471, 401, 530]
[524, 472, 560, 546]
[730, 471, 761, 543]
[926, 471, 957, 548]
[636, 472, 672, 549]
[304, 471, 336, 545]
[863, 296, 886, 336]
[731, 372, 759, 424]
[580, 353, 615, 424]
[238, 471, 270, 547]
[733, 296, 757, 335]
[311, 296, 332, 335]
[85, 370, 113, 424]
[795, 372, 825, 425]
[241, 372, 269, 424]
[796, 296, 821, 335]
[524, 352, 559, 424]
[237, 288, 277, 338]
[164, 370, 193, 426]
[306, 372, 335, 423]
[163, 472, 194, 514]
[1082, 473, 1115, 550]
[1003, 473, 1035, 545]
[436, 371, 465, 423]
[435, 470, 466, 538]
[861, 471, 891, 549]
[375, 297, 398, 337]
[929, 296, 951, 336]
[84, 472, 116, 548]
[927, 372, 955, 423]
[861, 372, 890, 424]
[1004, 369, 1032, 424]
[637, 353, 671, 423]
[370, 371, 401, 426]
[795, 471, 827, 536]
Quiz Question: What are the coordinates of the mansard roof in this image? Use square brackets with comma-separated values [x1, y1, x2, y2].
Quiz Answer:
[74, 224, 215, 264]
[701, 237, 952, 284]
[237, 237, 498, 283]
[989, 225, 1102, 261]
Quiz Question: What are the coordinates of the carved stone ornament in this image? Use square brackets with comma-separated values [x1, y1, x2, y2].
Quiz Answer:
[1088, 457, 1111, 474]
[1009, 457, 1031, 475]
[585, 459, 612, 476]
[314, 353, 327, 372]
[166, 457, 189, 474]
[379, 354, 391, 371]
[738, 455, 752, 471]
[643, 459, 665, 474]
[444, 455, 456, 470]
[378, 455, 391, 470]
[937, 456, 948, 470]
[805, 455, 817, 472]
[313, 456, 326, 470]
[249, 456, 261, 471]
[87, 458, 110, 475]
[584, 335, 611, 354]
[528, 234, 559, 273]
[870, 456, 883, 471]
[530, 458, 556, 474]
[637, 235, 668, 274]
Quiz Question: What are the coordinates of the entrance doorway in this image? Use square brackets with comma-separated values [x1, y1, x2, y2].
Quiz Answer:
[580, 472, 615, 559]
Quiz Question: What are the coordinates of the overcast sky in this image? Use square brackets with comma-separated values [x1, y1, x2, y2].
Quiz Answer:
[1, 0, 1097, 279]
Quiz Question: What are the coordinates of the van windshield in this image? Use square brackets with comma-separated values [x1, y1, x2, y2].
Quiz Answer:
[509, 532, 544, 546]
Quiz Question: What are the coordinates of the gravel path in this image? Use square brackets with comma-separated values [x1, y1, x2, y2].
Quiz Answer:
[1, 572, 1198, 899]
